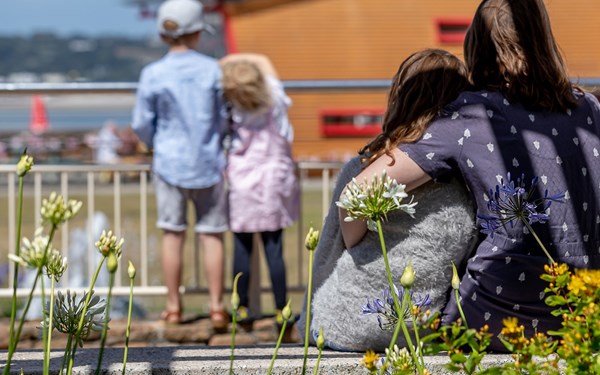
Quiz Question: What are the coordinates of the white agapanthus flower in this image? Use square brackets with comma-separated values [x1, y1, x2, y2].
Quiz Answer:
[45, 249, 68, 282]
[8, 227, 54, 269]
[40, 192, 83, 226]
[95, 230, 124, 258]
[336, 170, 417, 231]
[383, 344, 414, 373]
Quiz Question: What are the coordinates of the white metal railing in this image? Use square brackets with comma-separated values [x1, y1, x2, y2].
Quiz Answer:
[0, 161, 344, 299]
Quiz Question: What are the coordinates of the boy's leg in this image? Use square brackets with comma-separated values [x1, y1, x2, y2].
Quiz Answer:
[232, 232, 254, 309]
[154, 174, 188, 322]
[260, 229, 287, 310]
[200, 232, 226, 312]
[190, 179, 229, 327]
[162, 230, 185, 314]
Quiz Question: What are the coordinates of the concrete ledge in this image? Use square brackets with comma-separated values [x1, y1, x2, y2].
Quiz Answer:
[1, 345, 514, 374]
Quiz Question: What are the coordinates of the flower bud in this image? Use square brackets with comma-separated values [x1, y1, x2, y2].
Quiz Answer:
[282, 300, 292, 321]
[316, 327, 325, 350]
[231, 293, 240, 310]
[231, 272, 243, 309]
[304, 227, 320, 251]
[400, 261, 415, 289]
[451, 261, 460, 290]
[46, 250, 68, 282]
[16, 152, 34, 177]
[95, 230, 124, 257]
[107, 251, 118, 274]
[128, 260, 136, 279]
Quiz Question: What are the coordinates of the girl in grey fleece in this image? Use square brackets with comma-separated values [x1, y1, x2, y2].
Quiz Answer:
[297, 49, 478, 352]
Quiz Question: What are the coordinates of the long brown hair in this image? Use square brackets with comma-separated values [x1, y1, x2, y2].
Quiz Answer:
[359, 49, 469, 167]
[464, 0, 579, 112]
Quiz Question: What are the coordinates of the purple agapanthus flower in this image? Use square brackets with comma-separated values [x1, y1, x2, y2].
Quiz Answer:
[478, 173, 565, 238]
[361, 284, 432, 331]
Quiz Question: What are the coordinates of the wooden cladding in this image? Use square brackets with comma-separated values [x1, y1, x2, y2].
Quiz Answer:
[227, 0, 600, 161]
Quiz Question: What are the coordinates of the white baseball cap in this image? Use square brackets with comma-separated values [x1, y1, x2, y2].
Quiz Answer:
[157, 0, 208, 38]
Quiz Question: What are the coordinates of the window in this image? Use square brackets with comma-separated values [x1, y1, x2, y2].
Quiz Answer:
[320, 109, 383, 138]
[435, 18, 471, 44]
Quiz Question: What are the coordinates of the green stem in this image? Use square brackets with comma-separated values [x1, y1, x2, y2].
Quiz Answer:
[267, 320, 288, 375]
[96, 272, 115, 375]
[44, 277, 57, 375]
[4, 226, 57, 375]
[229, 305, 237, 375]
[523, 221, 555, 264]
[302, 250, 315, 375]
[67, 256, 106, 375]
[312, 346, 323, 375]
[122, 277, 135, 375]
[229, 272, 242, 375]
[61, 334, 73, 375]
[4, 176, 24, 375]
[376, 219, 420, 375]
[455, 289, 469, 329]
[41, 272, 48, 375]
[410, 306, 424, 368]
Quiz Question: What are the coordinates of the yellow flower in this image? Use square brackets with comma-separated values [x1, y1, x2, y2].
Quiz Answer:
[575, 269, 600, 290]
[568, 274, 587, 296]
[501, 317, 523, 336]
[500, 317, 529, 348]
[361, 349, 379, 373]
[544, 262, 569, 277]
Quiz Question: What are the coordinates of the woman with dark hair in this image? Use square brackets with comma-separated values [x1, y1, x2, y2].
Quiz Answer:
[340, 0, 600, 351]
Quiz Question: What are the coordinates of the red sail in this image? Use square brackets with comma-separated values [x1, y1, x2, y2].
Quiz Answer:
[29, 95, 50, 134]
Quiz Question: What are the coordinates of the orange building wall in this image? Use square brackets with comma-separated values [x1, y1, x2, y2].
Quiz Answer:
[227, 0, 600, 161]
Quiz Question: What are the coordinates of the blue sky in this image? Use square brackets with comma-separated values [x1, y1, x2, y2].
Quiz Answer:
[0, 0, 158, 38]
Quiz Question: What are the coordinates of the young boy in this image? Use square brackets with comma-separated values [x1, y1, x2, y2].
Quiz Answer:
[132, 0, 229, 330]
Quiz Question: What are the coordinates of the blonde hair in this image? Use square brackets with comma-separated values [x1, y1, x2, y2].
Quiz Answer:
[222, 60, 272, 111]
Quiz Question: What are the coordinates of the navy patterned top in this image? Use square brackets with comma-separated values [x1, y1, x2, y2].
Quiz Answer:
[400, 89, 600, 351]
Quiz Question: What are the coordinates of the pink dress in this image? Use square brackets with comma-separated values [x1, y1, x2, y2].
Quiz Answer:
[226, 76, 300, 233]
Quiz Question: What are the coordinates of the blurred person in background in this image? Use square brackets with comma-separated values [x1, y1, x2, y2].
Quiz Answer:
[132, 0, 229, 330]
[221, 53, 299, 329]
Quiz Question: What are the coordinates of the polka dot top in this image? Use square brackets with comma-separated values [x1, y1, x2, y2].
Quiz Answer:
[400, 89, 600, 350]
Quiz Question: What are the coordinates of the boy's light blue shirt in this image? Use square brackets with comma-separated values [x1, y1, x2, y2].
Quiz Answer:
[132, 50, 226, 189]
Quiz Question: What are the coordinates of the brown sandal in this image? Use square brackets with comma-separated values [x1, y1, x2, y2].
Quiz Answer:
[210, 309, 230, 332]
[160, 309, 182, 325]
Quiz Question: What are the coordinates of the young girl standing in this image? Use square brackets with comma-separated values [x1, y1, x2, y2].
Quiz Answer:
[221, 54, 300, 328]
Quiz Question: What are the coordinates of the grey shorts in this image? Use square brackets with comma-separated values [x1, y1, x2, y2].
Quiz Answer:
[153, 174, 228, 233]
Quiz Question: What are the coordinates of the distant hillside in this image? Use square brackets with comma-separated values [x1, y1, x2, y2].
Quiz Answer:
[0, 33, 225, 83]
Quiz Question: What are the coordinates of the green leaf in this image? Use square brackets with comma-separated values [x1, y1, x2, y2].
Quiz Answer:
[420, 332, 442, 343]
[450, 352, 467, 363]
[545, 295, 567, 306]
[422, 342, 446, 355]
[445, 363, 462, 372]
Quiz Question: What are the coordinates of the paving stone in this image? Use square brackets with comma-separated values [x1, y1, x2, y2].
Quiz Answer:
[209, 332, 257, 346]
